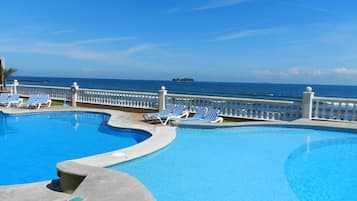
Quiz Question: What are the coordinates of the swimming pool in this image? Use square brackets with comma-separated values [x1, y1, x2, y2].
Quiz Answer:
[110, 126, 357, 201]
[0, 111, 150, 186]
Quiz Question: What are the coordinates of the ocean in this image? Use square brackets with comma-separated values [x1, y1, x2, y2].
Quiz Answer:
[9, 76, 357, 101]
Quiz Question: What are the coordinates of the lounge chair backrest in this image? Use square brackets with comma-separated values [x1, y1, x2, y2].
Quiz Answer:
[7, 94, 20, 101]
[27, 95, 39, 104]
[162, 103, 175, 114]
[193, 107, 207, 118]
[203, 109, 219, 121]
[0, 93, 9, 101]
[172, 104, 185, 116]
[38, 94, 49, 103]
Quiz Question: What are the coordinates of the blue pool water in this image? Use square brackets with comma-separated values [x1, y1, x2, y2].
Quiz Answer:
[110, 126, 357, 201]
[0, 111, 150, 186]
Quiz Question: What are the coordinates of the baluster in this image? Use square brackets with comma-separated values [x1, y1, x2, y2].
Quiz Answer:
[276, 104, 281, 120]
[294, 104, 299, 119]
[337, 102, 342, 120]
[329, 101, 334, 120]
[266, 103, 271, 120]
[282, 105, 287, 120]
[352, 103, 356, 121]
[260, 103, 264, 119]
[344, 102, 349, 121]
[248, 102, 252, 118]
[314, 101, 320, 119]
[288, 105, 294, 120]
[243, 102, 248, 117]
[321, 101, 327, 119]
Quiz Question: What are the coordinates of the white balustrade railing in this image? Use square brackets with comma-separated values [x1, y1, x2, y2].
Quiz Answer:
[16, 84, 72, 101]
[313, 96, 357, 122]
[77, 88, 159, 109]
[167, 93, 302, 121]
[8, 82, 357, 123]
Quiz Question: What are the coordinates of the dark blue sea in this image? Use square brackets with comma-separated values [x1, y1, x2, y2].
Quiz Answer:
[9, 76, 357, 101]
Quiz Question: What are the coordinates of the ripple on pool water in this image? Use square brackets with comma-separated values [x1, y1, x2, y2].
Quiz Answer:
[285, 137, 357, 201]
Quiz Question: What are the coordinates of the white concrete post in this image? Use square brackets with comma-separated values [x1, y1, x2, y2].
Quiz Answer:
[71, 82, 79, 107]
[13, 80, 19, 94]
[302, 86, 314, 119]
[158, 86, 167, 112]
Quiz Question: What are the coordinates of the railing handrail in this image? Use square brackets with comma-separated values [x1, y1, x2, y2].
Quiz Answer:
[314, 96, 357, 102]
[18, 84, 70, 90]
[168, 93, 299, 104]
[79, 87, 158, 96]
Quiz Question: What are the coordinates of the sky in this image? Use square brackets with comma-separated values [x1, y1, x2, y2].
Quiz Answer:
[1, 0, 357, 85]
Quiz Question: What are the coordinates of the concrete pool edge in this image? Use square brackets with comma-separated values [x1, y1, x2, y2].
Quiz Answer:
[0, 107, 176, 201]
[172, 118, 357, 131]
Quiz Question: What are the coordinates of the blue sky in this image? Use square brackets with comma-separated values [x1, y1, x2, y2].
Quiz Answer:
[1, 0, 357, 84]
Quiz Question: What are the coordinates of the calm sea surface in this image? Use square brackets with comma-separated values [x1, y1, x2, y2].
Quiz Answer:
[10, 76, 357, 101]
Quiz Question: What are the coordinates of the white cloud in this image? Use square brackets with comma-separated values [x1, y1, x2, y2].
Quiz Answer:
[0, 42, 156, 62]
[194, 0, 250, 10]
[280, 67, 300, 77]
[37, 37, 135, 47]
[216, 28, 274, 41]
[252, 67, 357, 81]
[252, 67, 301, 78]
[332, 67, 357, 76]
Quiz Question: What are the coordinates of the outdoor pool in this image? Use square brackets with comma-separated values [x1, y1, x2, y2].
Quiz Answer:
[0, 111, 150, 186]
[110, 126, 357, 201]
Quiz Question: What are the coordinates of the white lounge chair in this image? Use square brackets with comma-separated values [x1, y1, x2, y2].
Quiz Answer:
[24, 94, 52, 109]
[173, 109, 223, 124]
[172, 107, 208, 122]
[3, 94, 23, 108]
[143, 103, 175, 121]
[152, 104, 189, 125]
[35, 94, 52, 109]
[0, 93, 10, 106]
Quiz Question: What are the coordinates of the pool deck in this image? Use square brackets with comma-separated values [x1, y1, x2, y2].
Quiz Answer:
[0, 106, 357, 201]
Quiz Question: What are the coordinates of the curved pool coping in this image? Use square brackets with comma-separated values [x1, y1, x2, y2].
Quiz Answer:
[0, 107, 176, 201]
[172, 118, 357, 132]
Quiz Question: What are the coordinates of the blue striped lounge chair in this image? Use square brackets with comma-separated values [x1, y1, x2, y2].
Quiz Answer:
[143, 103, 175, 121]
[153, 104, 189, 125]
[198, 109, 223, 123]
[24, 95, 39, 108]
[174, 109, 223, 124]
[3, 94, 23, 108]
[35, 94, 52, 109]
[172, 107, 208, 122]
[0, 93, 10, 105]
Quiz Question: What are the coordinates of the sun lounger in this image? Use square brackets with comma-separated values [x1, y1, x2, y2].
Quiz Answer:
[35, 94, 52, 109]
[22, 95, 39, 108]
[3, 94, 23, 108]
[173, 109, 223, 124]
[143, 103, 175, 121]
[172, 107, 208, 122]
[23, 94, 52, 109]
[0, 93, 10, 105]
[197, 109, 223, 123]
[152, 104, 189, 125]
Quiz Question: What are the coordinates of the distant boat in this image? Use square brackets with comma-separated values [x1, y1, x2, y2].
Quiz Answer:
[172, 78, 194, 82]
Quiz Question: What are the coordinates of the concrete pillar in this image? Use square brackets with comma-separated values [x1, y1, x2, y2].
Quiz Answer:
[71, 82, 79, 107]
[158, 86, 167, 112]
[302, 86, 314, 119]
[13, 80, 19, 94]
